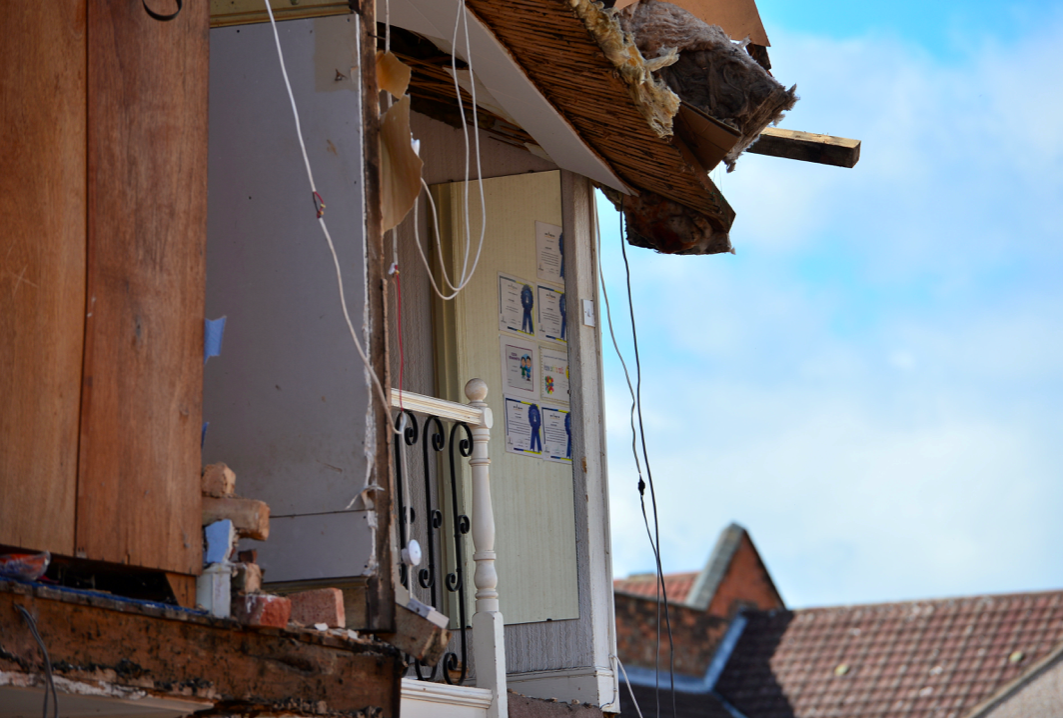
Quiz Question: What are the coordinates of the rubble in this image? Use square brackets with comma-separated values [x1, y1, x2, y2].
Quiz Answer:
[617, 0, 797, 170]
[234, 593, 292, 628]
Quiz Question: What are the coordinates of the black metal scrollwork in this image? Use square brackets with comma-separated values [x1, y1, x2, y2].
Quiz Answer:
[392, 410, 474, 684]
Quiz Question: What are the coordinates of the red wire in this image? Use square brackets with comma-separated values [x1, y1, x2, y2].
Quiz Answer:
[395, 270, 405, 412]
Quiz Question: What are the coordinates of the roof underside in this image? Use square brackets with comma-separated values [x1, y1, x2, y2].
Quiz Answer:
[464, 0, 734, 233]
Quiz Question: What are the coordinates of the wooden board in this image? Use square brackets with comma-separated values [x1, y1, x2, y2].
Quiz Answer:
[747, 127, 862, 168]
[359, 2, 399, 635]
[76, 0, 209, 574]
[1, 580, 403, 716]
[0, 1, 87, 556]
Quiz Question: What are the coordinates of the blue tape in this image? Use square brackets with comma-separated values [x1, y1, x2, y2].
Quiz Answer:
[204, 316, 227, 365]
[201, 422, 209, 449]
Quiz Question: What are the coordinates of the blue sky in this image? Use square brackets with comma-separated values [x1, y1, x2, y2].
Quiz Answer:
[599, 0, 1063, 607]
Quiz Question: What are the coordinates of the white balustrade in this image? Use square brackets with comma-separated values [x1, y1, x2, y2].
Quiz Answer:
[391, 379, 507, 718]
[465, 379, 507, 718]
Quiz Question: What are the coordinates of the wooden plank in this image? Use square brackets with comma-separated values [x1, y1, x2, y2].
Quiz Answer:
[77, 0, 209, 574]
[1, 580, 403, 716]
[209, 0, 351, 28]
[164, 572, 196, 609]
[747, 127, 862, 168]
[202, 497, 270, 540]
[359, 2, 398, 634]
[0, 1, 87, 556]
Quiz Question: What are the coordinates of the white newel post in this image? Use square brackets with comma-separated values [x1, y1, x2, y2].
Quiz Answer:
[465, 379, 508, 718]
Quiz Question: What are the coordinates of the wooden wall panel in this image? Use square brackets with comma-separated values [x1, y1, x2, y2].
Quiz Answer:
[77, 0, 209, 574]
[0, 1, 87, 555]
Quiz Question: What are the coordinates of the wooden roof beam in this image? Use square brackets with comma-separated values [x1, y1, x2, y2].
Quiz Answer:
[746, 127, 861, 168]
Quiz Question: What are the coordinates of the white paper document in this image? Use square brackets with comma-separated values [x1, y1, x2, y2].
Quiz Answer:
[542, 406, 572, 463]
[499, 272, 536, 337]
[504, 395, 543, 457]
[500, 337, 538, 399]
[540, 347, 569, 404]
[537, 285, 567, 344]
[535, 221, 564, 285]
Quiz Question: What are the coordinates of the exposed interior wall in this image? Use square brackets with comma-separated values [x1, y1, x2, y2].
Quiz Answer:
[431, 170, 580, 627]
[204, 15, 373, 583]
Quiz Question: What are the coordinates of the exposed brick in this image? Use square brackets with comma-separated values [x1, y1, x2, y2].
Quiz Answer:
[289, 587, 346, 628]
[234, 594, 291, 628]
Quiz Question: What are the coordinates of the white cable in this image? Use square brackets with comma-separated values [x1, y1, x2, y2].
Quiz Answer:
[263, 1, 397, 433]
[615, 656, 646, 718]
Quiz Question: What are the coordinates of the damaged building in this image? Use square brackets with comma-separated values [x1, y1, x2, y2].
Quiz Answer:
[0, 1, 858, 717]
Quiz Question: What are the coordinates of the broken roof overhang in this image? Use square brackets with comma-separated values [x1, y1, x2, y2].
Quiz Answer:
[391, 0, 740, 253]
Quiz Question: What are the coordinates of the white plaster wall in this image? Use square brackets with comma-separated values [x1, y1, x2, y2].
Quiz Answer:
[203, 15, 373, 582]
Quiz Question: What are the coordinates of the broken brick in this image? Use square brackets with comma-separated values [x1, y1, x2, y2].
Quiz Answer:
[288, 588, 345, 628]
[232, 562, 262, 595]
[201, 462, 236, 498]
[234, 594, 291, 628]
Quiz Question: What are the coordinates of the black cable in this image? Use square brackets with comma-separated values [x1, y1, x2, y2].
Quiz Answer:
[16, 605, 58, 718]
[618, 204, 678, 718]
[142, 0, 183, 21]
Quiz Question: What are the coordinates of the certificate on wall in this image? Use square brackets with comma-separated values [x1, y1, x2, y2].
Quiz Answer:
[536, 285, 567, 344]
[504, 395, 543, 457]
[542, 406, 572, 464]
[499, 336, 538, 400]
[499, 273, 536, 337]
[540, 347, 569, 404]
[535, 221, 564, 285]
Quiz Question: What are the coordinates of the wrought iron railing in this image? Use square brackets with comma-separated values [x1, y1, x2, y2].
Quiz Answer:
[392, 408, 470, 683]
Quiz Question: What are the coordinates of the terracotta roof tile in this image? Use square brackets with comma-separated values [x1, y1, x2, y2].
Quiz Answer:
[715, 590, 1063, 718]
[616, 572, 700, 605]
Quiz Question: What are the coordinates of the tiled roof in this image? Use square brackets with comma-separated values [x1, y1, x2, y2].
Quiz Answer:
[616, 572, 700, 604]
[715, 590, 1063, 718]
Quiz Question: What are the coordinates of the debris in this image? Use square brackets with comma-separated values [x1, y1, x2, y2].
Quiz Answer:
[617, 0, 797, 170]
[202, 497, 270, 541]
[203, 519, 237, 565]
[379, 95, 423, 232]
[202, 462, 236, 498]
[376, 51, 411, 98]
[237, 549, 257, 564]
[232, 562, 263, 595]
[196, 563, 232, 618]
[289, 587, 346, 629]
[601, 185, 732, 255]
[234, 594, 292, 628]
[0, 551, 50, 582]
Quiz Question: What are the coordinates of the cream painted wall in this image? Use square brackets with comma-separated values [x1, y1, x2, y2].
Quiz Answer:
[431, 171, 580, 626]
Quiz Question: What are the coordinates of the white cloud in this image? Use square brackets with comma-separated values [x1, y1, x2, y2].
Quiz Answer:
[602, 16, 1063, 607]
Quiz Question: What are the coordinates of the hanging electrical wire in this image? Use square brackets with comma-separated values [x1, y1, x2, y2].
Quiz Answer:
[262, 1, 398, 434]
[619, 200, 679, 718]
[596, 197, 677, 718]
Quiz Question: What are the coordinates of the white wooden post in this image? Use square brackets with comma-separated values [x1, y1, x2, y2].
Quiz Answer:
[466, 378, 507, 718]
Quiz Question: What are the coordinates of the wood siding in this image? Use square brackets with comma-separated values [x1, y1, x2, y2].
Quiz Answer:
[0, 1, 88, 556]
[74, 0, 209, 573]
